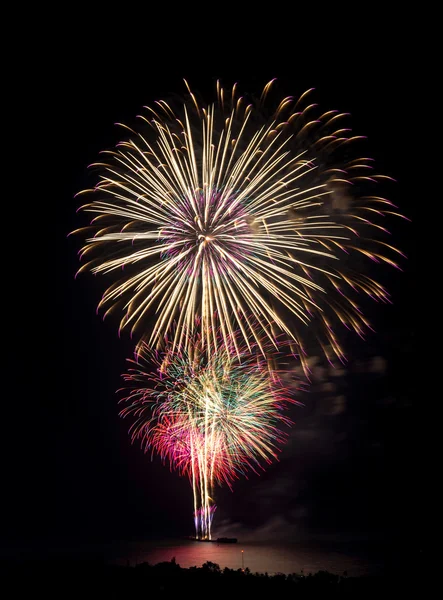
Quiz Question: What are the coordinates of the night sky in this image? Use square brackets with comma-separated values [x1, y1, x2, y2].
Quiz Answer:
[5, 46, 417, 557]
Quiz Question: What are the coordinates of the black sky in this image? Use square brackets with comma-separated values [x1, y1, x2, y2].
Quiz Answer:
[4, 42, 417, 556]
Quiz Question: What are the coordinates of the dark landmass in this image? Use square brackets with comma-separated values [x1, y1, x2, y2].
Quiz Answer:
[1, 556, 419, 598]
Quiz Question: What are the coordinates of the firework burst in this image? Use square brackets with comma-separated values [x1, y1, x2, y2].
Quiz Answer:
[73, 80, 405, 374]
[119, 336, 296, 539]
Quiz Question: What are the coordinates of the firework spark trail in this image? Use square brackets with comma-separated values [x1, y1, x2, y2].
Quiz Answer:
[119, 337, 296, 539]
[73, 80, 405, 375]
